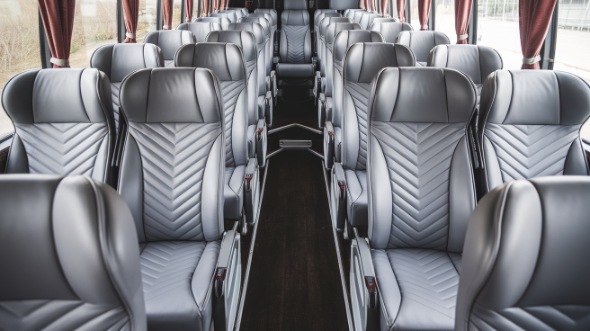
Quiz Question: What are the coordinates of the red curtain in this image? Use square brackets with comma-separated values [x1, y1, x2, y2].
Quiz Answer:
[396, 0, 405, 22]
[202, 0, 210, 16]
[213, 0, 220, 12]
[186, 0, 193, 21]
[381, 0, 388, 16]
[418, 0, 430, 30]
[454, 0, 471, 44]
[123, 0, 139, 42]
[519, 0, 557, 69]
[360, 0, 366, 10]
[163, 0, 173, 29]
[38, 0, 75, 68]
[224, 0, 230, 10]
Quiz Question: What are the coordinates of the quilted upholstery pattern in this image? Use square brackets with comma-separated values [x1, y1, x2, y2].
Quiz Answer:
[485, 124, 579, 182]
[373, 122, 465, 249]
[282, 26, 309, 63]
[470, 305, 590, 330]
[16, 123, 108, 176]
[0, 301, 129, 330]
[220, 80, 243, 167]
[346, 82, 372, 170]
[111, 83, 121, 129]
[129, 123, 220, 241]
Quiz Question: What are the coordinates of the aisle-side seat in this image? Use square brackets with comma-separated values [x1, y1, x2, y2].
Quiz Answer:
[479, 70, 590, 195]
[314, 11, 340, 60]
[315, 16, 350, 102]
[457, 177, 590, 331]
[195, 16, 231, 30]
[118, 67, 241, 331]
[177, 21, 222, 42]
[396, 30, 450, 66]
[359, 13, 381, 30]
[344, 8, 365, 20]
[213, 10, 237, 24]
[254, 9, 278, 56]
[0, 175, 146, 331]
[176, 43, 260, 227]
[91, 43, 163, 130]
[350, 67, 477, 331]
[144, 30, 195, 66]
[2, 68, 115, 184]
[276, 0, 314, 79]
[229, 7, 249, 18]
[331, 43, 415, 231]
[370, 20, 413, 43]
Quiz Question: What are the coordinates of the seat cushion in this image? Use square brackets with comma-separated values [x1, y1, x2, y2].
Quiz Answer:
[373, 249, 461, 331]
[344, 169, 368, 227]
[224, 165, 245, 220]
[141, 241, 221, 331]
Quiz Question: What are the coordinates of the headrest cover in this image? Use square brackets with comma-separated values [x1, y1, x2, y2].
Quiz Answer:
[282, 10, 310, 25]
[2, 68, 113, 124]
[229, 22, 265, 46]
[91, 43, 164, 82]
[143, 30, 196, 60]
[396, 31, 451, 62]
[344, 43, 416, 83]
[481, 70, 590, 126]
[240, 16, 270, 36]
[428, 44, 503, 85]
[284, 0, 307, 10]
[370, 67, 477, 123]
[206, 31, 257, 63]
[120, 68, 223, 124]
[370, 21, 413, 43]
[325, 21, 355, 47]
[333, 30, 381, 63]
[176, 22, 222, 42]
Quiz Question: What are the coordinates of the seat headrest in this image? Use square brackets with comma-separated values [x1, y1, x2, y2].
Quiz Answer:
[206, 31, 257, 63]
[120, 68, 223, 124]
[320, 16, 348, 35]
[91, 43, 164, 82]
[2, 68, 113, 124]
[249, 12, 274, 27]
[281, 10, 310, 25]
[229, 22, 265, 46]
[397, 30, 450, 61]
[176, 21, 222, 42]
[481, 70, 590, 126]
[344, 43, 415, 83]
[0, 175, 141, 305]
[459, 176, 590, 311]
[370, 21, 413, 43]
[370, 67, 477, 123]
[284, 0, 307, 10]
[333, 30, 382, 63]
[369, 17, 398, 28]
[325, 20, 354, 48]
[240, 16, 270, 36]
[317, 11, 341, 27]
[428, 44, 503, 85]
[143, 30, 196, 60]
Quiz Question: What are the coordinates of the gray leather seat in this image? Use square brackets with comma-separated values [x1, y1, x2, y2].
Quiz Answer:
[255, 8, 278, 56]
[118, 67, 241, 331]
[359, 13, 381, 30]
[2, 68, 115, 184]
[0, 175, 146, 331]
[315, 11, 340, 62]
[91, 43, 164, 130]
[479, 70, 590, 194]
[316, 16, 350, 105]
[370, 20, 413, 43]
[353, 10, 367, 24]
[349, 67, 478, 331]
[323, 29, 381, 169]
[213, 10, 237, 24]
[176, 43, 260, 225]
[143, 30, 196, 66]
[457, 176, 590, 330]
[331, 43, 415, 231]
[276, 0, 315, 79]
[195, 16, 231, 30]
[428, 44, 503, 98]
[206, 30, 268, 167]
[397, 30, 450, 66]
[177, 21, 221, 42]
[229, 7, 249, 18]
[344, 8, 366, 20]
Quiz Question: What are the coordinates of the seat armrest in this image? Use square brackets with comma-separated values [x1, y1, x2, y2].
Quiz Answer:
[214, 230, 241, 331]
[314, 71, 321, 99]
[317, 93, 326, 128]
[256, 119, 267, 167]
[270, 71, 278, 101]
[265, 91, 273, 127]
[243, 158, 260, 225]
[350, 237, 379, 331]
[330, 163, 347, 230]
[323, 121, 335, 170]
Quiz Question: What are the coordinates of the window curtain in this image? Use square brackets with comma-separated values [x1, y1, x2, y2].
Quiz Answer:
[123, 0, 139, 42]
[455, 0, 471, 44]
[186, 0, 193, 21]
[381, 0, 388, 16]
[519, 0, 557, 69]
[213, 0, 220, 12]
[163, 0, 173, 29]
[38, 0, 75, 68]
[360, 0, 366, 10]
[224, 0, 230, 10]
[202, 0, 210, 16]
[396, 0, 405, 22]
[418, 0, 431, 30]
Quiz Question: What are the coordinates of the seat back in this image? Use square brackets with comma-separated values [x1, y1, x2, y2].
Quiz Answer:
[319, 17, 350, 77]
[324, 21, 356, 99]
[369, 17, 398, 28]
[143, 30, 196, 66]
[457, 177, 590, 331]
[315, 11, 340, 61]
[479, 70, 590, 194]
[230, 22, 266, 100]
[177, 21, 221, 42]
[283, 0, 307, 10]
[255, 8, 278, 32]
[2, 68, 115, 183]
[207, 31, 259, 126]
[176, 43, 249, 169]
[212, 11, 236, 24]
[195, 16, 231, 30]
[229, 7, 249, 17]
[341, 43, 415, 171]
[368, 67, 477, 251]
[0, 175, 145, 330]
[118, 67, 225, 243]
[241, 15, 272, 77]
[359, 13, 381, 30]
[344, 8, 365, 20]
[280, 10, 312, 63]
[332, 29, 380, 127]
[370, 21, 413, 43]
[353, 10, 366, 24]
[228, 8, 246, 20]
[396, 30, 450, 64]
[91, 43, 164, 129]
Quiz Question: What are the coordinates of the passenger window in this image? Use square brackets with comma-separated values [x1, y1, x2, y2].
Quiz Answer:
[476, 0, 521, 69]
[173, 0, 182, 28]
[137, 0, 159, 41]
[409, 0, 422, 30]
[0, 0, 40, 138]
[70, 0, 118, 68]
[433, 0, 455, 41]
